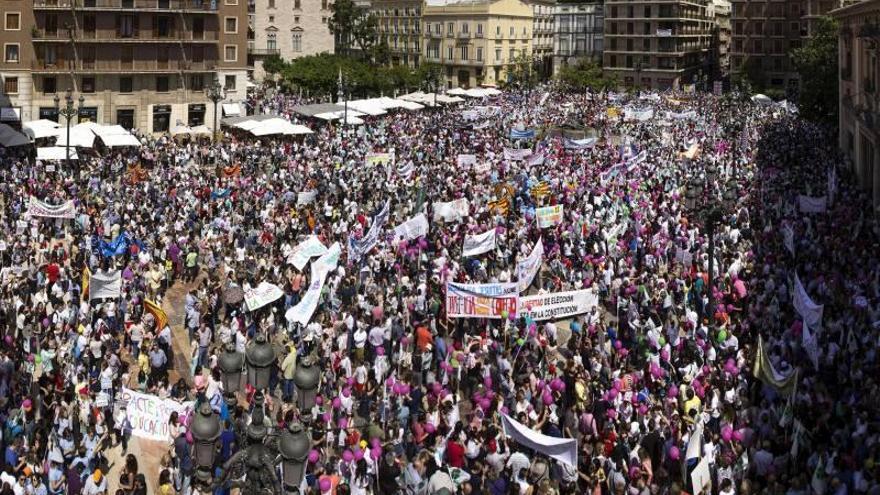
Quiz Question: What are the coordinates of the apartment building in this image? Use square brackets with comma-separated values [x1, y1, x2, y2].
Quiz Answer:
[422, 0, 533, 89]
[709, 0, 730, 81]
[730, 0, 856, 96]
[251, 0, 334, 80]
[0, 0, 248, 132]
[372, 0, 422, 67]
[526, 0, 554, 78]
[603, 0, 713, 91]
[551, 1, 603, 76]
[0, 1, 36, 122]
[833, 0, 880, 209]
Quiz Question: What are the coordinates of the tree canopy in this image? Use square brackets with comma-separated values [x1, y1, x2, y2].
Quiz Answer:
[556, 59, 618, 92]
[328, 0, 379, 60]
[790, 16, 839, 126]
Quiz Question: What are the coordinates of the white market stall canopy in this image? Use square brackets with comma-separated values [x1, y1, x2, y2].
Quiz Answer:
[55, 125, 97, 148]
[222, 103, 242, 116]
[313, 110, 367, 125]
[22, 119, 61, 140]
[399, 91, 465, 106]
[37, 146, 78, 161]
[446, 87, 502, 98]
[93, 124, 141, 147]
[191, 125, 212, 136]
[233, 117, 313, 136]
[0, 123, 30, 147]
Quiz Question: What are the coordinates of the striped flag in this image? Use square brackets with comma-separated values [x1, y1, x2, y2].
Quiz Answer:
[397, 161, 415, 179]
[531, 182, 550, 199]
[81, 266, 91, 302]
[488, 198, 510, 216]
[144, 299, 168, 330]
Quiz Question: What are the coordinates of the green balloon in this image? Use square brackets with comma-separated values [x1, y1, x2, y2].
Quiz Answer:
[717, 330, 728, 343]
[658, 336, 666, 347]
[517, 338, 526, 346]
[35, 355, 42, 364]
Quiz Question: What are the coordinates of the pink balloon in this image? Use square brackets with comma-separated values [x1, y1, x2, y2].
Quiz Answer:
[721, 425, 733, 442]
[638, 404, 648, 415]
[550, 379, 563, 392]
[315, 395, 323, 406]
[608, 388, 619, 400]
[322, 412, 332, 423]
[614, 340, 622, 350]
[432, 382, 442, 395]
[424, 422, 436, 434]
[732, 429, 744, 442]
[669, 446, 680, 460]
[370, 447, 381, 460]
[308, 449, 320, 463]
[342, 450, 354, 462]
[660, 349, 670, 362]
[342, 387, 351, 397]
[668, 386, 679, 398]
[375, 346, 385, 356]
[339, 417, 349, 429]
[607, 409, 618, 419]
[354, 448, 364, 461]
[331, 398, 342, 409]
[346, 376, 355, 386]
[612, 379, 622, 391]
[483, 376, 493, 388]
[542, 392, 554, 405]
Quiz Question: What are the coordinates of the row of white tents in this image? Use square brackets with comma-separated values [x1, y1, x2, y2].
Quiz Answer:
[0, 120, 143, 160]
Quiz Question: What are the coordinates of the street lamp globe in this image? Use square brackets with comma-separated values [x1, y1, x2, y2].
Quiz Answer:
[279, 422, 310, 491]
[218, 343, 245, 394]
[245, 333, 275, 390]
[293, 355, 320, 416]
[190, 403, 221, 484]
[706, 162, 718, 184]
[685, 182, 699, 211]
[723, 182, 737, 211]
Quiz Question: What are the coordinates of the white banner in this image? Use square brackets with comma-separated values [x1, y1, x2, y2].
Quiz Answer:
[348, 200, 391, 262]
[782, 223, 795, 256]
[456, 154, 477, 167]
[536, 205, 564, 229]
[802, 322, 820, 370]
[27, 196, 76, 219]
[793, 273, 823, 330]
[433, 198, 470, 223]
[666, 110, 697, 120]
[286, 236, 328, 271]
[297, 191, 317, 206]
[120, 388, 193, 441]
[392, 213, 430, 242]
[500, 413, 577, 468]
[462, 229, 496, 258]
[503, 148, 532, 161]
[89, 270, 121, 300]
[624, 108, 655, 122]
[365, 153, 393, 166]
[474, 162, 491, 175]
[285, 242, 342, 325]
[690, 456, 712, 494]
[516, 238, 543, 293]
[446, 282, 518, 319]
[518, 289, 598, 321]
[245, 282, 285, 312]
[798, 195, 827, 214]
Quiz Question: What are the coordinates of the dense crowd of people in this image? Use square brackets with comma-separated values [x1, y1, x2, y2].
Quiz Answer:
[0, 81, 875, 495]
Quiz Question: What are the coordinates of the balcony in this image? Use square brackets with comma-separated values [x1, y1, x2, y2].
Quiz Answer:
[32, 28, 220, 42]
[249, 47, 279, 56]
[34, 0, 218, 10]
[33, 59, 217, 72]
[457, 31, 470, 39]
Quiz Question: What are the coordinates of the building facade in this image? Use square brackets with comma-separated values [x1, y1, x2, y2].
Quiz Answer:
[603, 0, 713, 91]
[551, 1, 603, 76]
[0, 0, 248, 132]
[422, 0, 533, 89]
[709, 0, 730, 81]
[251, 0, 334, 80]
[372, 0, 422, 68]
[833, 0, 880, 210]
[730, 0, 855, 97]
[526, 0, 554, 78]
[0, 0, 36, 122]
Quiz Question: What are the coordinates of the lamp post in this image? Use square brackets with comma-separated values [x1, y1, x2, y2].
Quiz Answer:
[205, 76, 227, 142]
[292, 355, 320, 422]
[336, 68, 348, 131]
[634, 60, 643, 96]
[54, 90, 84, 169]
[278, 422, 310, 493]
[218, 343, 244, 408]
[190, 403, 221, 487]
[245, 333, 275, 391]
[683, 167, 737, 326]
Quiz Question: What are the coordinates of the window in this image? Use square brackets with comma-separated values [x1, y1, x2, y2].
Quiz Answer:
[155, 16, 171, 37]
[192, 17, 204, 39]
[269, 15, 274, 23]
[224, 45, 238, 61]
[118, 15, 137, 38]
[477, 23, 482, 35]
[156, 76, 169, 92]
[292, 33, 302, 52]
[460, 45, 468, 60]
[294, 16, 299, 23]
[225, 75, 236, 90]
[447, 46, 453, 60]
[509, 48, 514, 60]
[267, 33, 277, 50]
[4, 44, 19, 63]
[462, 23, 468, 34]
[495, 48, 501, 61]
[321, 0, 327, 9]
[476, 47, 482, 62]
[447, 22, 453, 34]
[322, 17, 326, 23]
[294, 0, 300, 8]
[43, 76, 56, 94]
[190, 74, 204, 91]
[82, 77, 96, 93]
[268, 0, 274, 7]
[119, 76, 133, 93]
[510, 26, 514, 36]
[5, 13, 20, 31]
[3, 77, 18, 94]
[496, 25, 500, 35]
[225, 17, 237, 33]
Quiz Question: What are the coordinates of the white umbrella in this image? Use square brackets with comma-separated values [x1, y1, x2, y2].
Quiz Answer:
[170, 125, 194, 137]
[22, 119, 61, 140]
[0, 123, 30, 147]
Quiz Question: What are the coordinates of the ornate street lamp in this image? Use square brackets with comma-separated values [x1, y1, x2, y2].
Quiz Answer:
[190, 403, 221, 486]
[205, 76, 227, 142]
[293, 355, 320, 421]
[336, 68, 348, 129]
[278, 422, 310, 493]
[54, 90, 84, 169]
[245, 333, 275, 391]
[218, 343, 244, 406]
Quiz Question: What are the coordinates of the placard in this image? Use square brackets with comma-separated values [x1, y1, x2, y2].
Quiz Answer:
[120, 388, 193, 441]
[518, 289, 598, 321]
[536, 205, 563, 228]
[446, 282, 518, 319]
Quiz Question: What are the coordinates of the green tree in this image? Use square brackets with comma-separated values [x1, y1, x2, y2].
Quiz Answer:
[791, 16, 839, 125]
[328, 0, 378, 59]
[506, 52, 539, 89]
[556, 59, 618, 92]
[415, 62, 443, 91]
[262, 54, 286, 77]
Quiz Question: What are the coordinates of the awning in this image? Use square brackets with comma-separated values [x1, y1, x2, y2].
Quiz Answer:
[37, 146, 78, 161]
[92, 124, 141, 147]
[247, 118, 313, 136]
[54, 126, 96, 148]
[170, 125, 194, 136]
[190, 125, 212, 136]
[0, 123, 30, 147]
[22, 119, 61, 140]
[0, 107, 21, 122]
[313, 110, 367, 122]
[222, 103, 242, 116]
